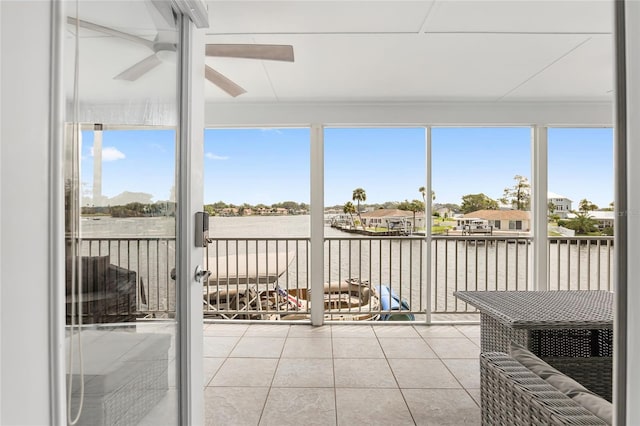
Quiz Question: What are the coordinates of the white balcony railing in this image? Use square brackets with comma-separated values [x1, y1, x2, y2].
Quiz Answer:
[76, 235, 614, 321]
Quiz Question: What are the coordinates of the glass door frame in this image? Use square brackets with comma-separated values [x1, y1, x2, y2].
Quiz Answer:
[49, 4, 207, 425]
[176, 12, 205, 426]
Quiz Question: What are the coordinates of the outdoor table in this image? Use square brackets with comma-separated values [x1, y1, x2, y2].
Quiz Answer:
[455, 290, 613, 400]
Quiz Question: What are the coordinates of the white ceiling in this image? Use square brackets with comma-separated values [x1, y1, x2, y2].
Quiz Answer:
[203, 0, 613, 103]
[66, 1, 614, 112]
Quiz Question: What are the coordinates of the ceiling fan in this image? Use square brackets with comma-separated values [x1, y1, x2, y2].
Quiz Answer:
[66, 16, 294, 97]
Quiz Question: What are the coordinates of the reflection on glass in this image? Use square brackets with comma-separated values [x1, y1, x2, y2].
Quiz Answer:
[64, 1, 179, 424]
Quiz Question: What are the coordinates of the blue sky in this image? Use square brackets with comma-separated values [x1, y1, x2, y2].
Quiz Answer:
[81, 126, 614, 209]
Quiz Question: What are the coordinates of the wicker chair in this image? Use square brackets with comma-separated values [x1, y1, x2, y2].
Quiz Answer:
[480, 352, 610, 425]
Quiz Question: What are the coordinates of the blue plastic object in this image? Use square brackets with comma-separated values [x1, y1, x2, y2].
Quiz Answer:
[376, 285, 415, 321]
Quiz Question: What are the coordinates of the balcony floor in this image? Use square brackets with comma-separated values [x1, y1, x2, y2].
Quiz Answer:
[202, 323, 481, 426]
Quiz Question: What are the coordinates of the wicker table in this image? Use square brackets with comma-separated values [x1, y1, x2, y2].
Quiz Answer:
[455, 290, 613, 400]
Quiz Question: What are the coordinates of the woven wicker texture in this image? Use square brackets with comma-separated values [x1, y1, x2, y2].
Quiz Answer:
[480, 352, 609, 425]
[455, 291, 613, 329]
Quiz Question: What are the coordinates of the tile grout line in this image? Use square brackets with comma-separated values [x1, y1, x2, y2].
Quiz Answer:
[415, 325, 483, 410]
[256, 325, 291, 426]
[205, 328, 247, 388]
[376, 327, 418, 426]
[438, 325, 482, 409]
[330, 326, 340, 426]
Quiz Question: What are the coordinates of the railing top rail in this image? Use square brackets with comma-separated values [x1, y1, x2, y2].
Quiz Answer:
[207, 237, 310, 242]
[547, 236, 614, 241]
[325, 235, 533, 241]
[431, 235, 533, 241]
[78, 236, 176, 241]
[78, 235, 612, 242]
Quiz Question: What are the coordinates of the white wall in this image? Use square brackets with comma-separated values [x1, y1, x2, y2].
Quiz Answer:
[204, 101, 613, 127]
[1, 1, 53, 424]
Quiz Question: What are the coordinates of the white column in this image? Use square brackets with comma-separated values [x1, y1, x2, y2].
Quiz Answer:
[310, 124, 324, 326]
[424, 127, 432, 323]
[531, 126, 548, 291]
[92, 124, 103, 206]
[176, 16, 204, 426]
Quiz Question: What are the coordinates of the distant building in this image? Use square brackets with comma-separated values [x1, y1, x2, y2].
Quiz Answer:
[464, 210, 531, 232]
[567, 210, 615, 229]
[548, 192, 572, 218]
[360, 208, 428, 229]
[435, 207, 453, 218]
[220, 207, 239, 216]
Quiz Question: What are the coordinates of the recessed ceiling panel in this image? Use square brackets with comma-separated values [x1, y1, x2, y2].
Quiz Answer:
[206, 1, 434, 34]
[424, 0, 612, 34]
[225, 33, 603, 102]
[503, 35, 613, 101]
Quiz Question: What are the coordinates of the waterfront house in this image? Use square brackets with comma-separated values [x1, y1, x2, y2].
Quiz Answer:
[464, 209, 531, 232]
[548, 191, 573, 218]
[360, 208, 427, 230]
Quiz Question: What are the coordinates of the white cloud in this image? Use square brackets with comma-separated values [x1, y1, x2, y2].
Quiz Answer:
[260, 128, 283, 134]
[205, 152, 229, 160]
[90, 146, 125, 162]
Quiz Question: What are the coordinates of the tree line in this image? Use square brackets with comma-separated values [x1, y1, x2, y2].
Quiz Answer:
[338, 176, 613, 235]
[203, 201, 309, 216]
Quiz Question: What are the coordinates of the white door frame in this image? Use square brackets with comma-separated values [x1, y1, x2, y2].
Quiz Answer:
[176, 12, 206, 426]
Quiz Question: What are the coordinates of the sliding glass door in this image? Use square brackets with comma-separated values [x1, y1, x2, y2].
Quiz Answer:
[63, 2, 203, 424]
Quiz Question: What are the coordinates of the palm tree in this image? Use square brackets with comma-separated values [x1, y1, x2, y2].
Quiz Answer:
[419, 186, 435, 203]
[352, 188, 367, 230]
[567, 212, 597, 235]
[343, 201, 356, 228]
[409, 199, 425, 232]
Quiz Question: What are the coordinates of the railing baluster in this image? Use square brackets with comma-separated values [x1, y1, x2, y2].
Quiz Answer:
[474, 238, 478, 292]
[444, 239, 448, 312]
[556, 238, 561, 290]
[418, 238, 423, 312]
[485, 238, 489, 291]
[513, 238, 520, 290]
[525, 238, 529, 290]
[434, 239, 438, 312]
[494, 240, 498, 291]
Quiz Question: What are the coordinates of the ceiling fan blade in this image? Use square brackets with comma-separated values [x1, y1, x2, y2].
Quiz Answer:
[67, 17, 155, 50]
[205, 65, 246, 97]
[114, 54, 162, 81]
[206, 44, 294, 62]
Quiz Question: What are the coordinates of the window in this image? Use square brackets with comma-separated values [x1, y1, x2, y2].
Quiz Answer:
[508, 220, 523, 230]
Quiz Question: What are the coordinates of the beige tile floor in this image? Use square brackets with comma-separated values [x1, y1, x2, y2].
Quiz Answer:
[203, 323, 481, 426]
